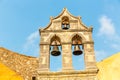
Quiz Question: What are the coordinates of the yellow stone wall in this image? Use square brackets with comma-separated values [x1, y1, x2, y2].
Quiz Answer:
[0, 49, 120, 80]
[0, 62, 23, 80]
[97, 52, 120, 80]
[0, 47, 38, 80]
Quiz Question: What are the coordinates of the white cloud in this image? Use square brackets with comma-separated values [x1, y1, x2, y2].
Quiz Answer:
[98, 15, 120, 41]
[98, 15, 116, 37]
[27, 31, 39, 44]
[98, 15, 120, 45]
[22, 31, 39, 57]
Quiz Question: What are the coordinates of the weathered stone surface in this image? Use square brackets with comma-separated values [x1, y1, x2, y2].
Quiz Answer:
[0, 47, 38, 80]
[0, 8, 98, 80]
[0, 61, 23, 80]
[38, 8, 98, 80]
[37, 70, 98, 80]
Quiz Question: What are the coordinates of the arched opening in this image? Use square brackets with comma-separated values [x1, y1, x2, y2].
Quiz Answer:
[32, 76, 36, 80]
[50, 35, 62, 71]
[61, 16, 70, 30]
[72, 34, 85, 70]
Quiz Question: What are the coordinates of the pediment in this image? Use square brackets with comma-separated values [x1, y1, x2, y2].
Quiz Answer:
[40, 8, 91, 31]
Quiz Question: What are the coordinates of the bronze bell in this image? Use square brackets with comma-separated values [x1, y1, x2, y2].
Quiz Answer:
[51, 45, 61, 56]
[62, 24, 69, 29]
[73, 45, 82, 55]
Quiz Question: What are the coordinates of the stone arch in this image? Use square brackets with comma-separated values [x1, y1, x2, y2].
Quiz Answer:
[72, 34, 82, 45]
[50, 34, 61, 46]
[48, 34, 61, 45]
[71, 33, 85, 70]
[61, 16, 70, 30]
[61, 16, 70, 23]
[49, 34, 62, 71]
[70, 33, 86, 44]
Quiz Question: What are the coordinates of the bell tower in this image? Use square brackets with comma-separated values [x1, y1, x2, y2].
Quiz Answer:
[38, 8, 98, 80]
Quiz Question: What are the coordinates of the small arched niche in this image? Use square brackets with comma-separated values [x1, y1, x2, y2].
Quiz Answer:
[32, 76, 36, 80]
[72, 34, 85, 70]
[61, 16, 70, 30]
[50, 35, 62, 71]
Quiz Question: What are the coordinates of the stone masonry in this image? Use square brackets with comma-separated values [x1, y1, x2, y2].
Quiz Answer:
[38, 8, 98, 80]
[0, 47, 38, 80]
[0, 8, 98, 80]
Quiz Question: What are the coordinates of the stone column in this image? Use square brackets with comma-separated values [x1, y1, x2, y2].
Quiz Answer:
[38, 44, 50, 72]
[83, 42, 97, 70]
[62, 44, 73, 71]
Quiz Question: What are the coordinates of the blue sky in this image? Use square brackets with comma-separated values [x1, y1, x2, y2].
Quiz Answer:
[0, 0, 120, 71]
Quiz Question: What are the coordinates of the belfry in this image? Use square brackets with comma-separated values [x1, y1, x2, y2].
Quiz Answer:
[37, 8, 98, 80]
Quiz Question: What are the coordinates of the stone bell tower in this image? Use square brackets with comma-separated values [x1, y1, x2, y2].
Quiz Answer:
[38, 8, 98, 80]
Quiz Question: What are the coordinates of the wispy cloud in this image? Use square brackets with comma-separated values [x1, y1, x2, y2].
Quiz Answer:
[22, 31, 39, 57]
[98, 15, 120, 40]
[98, 15, 116, 37]
[97, 15, 120, 51]
[27, 31, 39, 45]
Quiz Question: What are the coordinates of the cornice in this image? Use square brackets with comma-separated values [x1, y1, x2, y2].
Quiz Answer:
[82, 41, 94, 44]
[40, 29, 92, 33]
[38, 69, 98, 75]
[40, 41, 94, 46]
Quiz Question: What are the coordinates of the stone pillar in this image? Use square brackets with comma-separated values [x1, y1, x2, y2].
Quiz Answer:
[62, 44, 73, 71]
[83, 42, 97, 70]
[39, 44, 50, 72]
